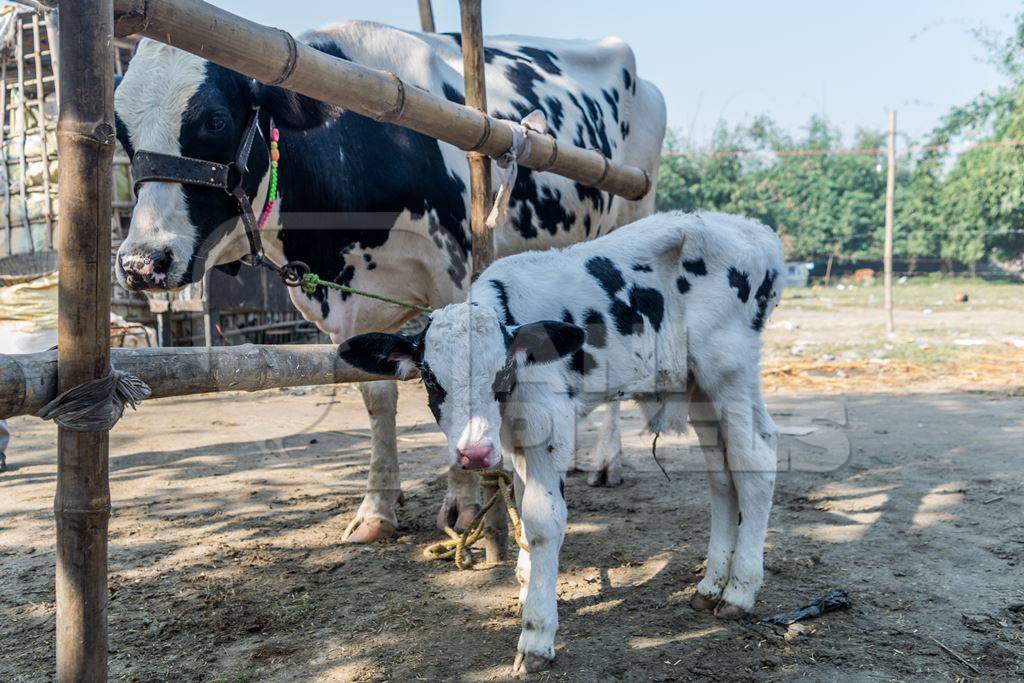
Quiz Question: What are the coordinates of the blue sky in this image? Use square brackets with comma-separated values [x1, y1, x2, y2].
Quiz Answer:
[210, 0, 1020, 144]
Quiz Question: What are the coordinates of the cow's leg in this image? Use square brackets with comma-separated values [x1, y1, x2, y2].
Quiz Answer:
[436, 468, 481, 532]
[712, 380, 776, 619]
[586, 401, 623, 487]
[343, 380, 402, 543]
[511, 449, 566, 675]
[513, 468, 529, 607]
[688, 384, 739, 611]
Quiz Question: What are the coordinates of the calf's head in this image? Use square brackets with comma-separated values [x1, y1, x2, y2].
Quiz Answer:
[340, 303, 583, 470]
[113, 39, 335, 290]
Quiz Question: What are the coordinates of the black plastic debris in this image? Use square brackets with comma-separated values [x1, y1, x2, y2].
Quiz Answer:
[762, 588, 851, 625]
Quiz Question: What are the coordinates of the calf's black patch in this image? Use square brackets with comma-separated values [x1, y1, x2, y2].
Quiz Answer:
[751, 269, 778, 331]
[490, 279, 518, 326]
[683, 258, 707, 276]
[728, 267, 751, 303]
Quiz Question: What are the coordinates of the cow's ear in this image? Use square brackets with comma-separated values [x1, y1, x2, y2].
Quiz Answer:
[508, 321, 584, 365]
[338, 332, 419, 379]
[252, 83, 339, 130]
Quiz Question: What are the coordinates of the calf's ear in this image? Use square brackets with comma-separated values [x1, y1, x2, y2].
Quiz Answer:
[339, 333, 419, 379]
[509, 321, 585, 365]
[252, 83, 339, 131]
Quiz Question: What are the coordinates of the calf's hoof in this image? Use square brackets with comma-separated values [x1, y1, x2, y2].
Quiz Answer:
[512, 651, 554, 675]
[690, 592, 719, 612]
[341, 517, 397, 544]
[714, 602, 749, 620]
[586, 462, 623, 487]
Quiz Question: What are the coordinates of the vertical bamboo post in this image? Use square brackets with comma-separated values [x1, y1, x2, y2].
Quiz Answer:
[1, 48, 10, 255]
[459, 0, 494, 283]
[458, 0, 506, 564]
[31, 13, 55, 248]
[54, 1, 115, 681]
[418, 0, 436, 33]
[15, 18, 33, 250]
[883, 111, 896, 335]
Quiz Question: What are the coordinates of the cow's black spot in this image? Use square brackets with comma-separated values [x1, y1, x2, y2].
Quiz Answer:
[676, 276, 690, 294]
[562, 309, 575, 324]
[632, 263, 653, 273]
[543, 96, 564, 130]
[728, 267, 751, 303]
[505, 61, 544, 113]
[442, 31, 462, 45]
[508, 167, 575, 239]
[113, 113, 134, 157]
[584, 309, 607, 347]
[238, 40, 470, 299]
[602, 89, 619, 123]
[585, 256, 626, 297]
[583, 214, 592, 235]
[484, 46, 524, 64]
[751, 269, 778, 331]
[622, 68, 633, 91]
[490, 279, 517, 326]
[620, 120, 630, 139]
[559, 478, 565, 498]
[518, 46, 562, 75]
[441, 82, 465, 105]
[632, 286, 665, 332]
[683, 258, 707, 276]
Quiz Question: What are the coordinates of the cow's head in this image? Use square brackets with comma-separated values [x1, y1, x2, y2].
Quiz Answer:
[339, 303, 583, 470]
[114, 39, 335, 290]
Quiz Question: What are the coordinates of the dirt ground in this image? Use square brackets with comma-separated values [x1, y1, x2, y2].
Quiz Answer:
[2, 280, 1023, 681]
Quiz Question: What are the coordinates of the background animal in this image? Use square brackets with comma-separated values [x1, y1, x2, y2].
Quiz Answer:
[112, 21, 666, 542]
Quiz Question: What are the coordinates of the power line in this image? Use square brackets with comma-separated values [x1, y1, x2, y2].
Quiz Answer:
[662, 138, 1024, 159]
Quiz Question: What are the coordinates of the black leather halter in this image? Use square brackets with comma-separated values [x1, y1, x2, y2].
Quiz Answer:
[131, 107, 267, 265]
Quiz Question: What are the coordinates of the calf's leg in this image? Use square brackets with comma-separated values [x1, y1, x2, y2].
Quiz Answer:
[343, 380, 402, 543]
[688, 384, 740, 610]
[710, 382, 776, 618]
[586, 401, 624, 487]
[511, 450, 566, 675]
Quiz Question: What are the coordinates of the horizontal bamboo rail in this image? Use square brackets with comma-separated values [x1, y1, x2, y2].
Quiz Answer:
[0, 344, 396, 420]
[106, 0, 651, 200]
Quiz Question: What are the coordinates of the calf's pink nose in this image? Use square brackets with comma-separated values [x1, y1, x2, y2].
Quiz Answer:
[457, 444, 494, 469]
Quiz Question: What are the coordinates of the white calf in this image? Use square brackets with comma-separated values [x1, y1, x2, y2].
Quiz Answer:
[340, 211, 784, 673]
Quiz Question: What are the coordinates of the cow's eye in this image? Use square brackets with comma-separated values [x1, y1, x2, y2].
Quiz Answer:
[205, 114, 227, 133]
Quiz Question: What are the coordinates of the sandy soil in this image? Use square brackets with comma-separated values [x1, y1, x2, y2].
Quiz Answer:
[2, 283, 1023, 681]
[2, 382, 1023, 681]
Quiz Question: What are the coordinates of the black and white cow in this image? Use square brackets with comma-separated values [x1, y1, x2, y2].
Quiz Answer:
[340, 211, 784, 673]
[113, 21, 665, 542]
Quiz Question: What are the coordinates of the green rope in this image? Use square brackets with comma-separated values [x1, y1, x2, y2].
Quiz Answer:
[299, 272, 432, 314]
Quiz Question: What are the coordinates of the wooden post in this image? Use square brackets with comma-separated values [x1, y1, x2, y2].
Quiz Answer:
[459, 0, 494, 282]
[457, 0, 506, 564]
[883, 111, 896, 335]
[418, 0, 436, 32]
[53, 1, 115, 681]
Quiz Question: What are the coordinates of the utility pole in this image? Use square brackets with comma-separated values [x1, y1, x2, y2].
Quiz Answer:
[884, 111, 896, 335]
[418, 0, 436, 32]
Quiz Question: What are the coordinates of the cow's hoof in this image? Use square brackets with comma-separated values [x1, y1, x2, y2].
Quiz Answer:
[586, 463, 622, 487]
[690, 592, 719, 612]
[454, 503, 481, 532]
[0, 452, 6, 473]
[714, 602, 748, 620]
[342, 517, 397, 544]
[436, 499, 480, 533]
[512, 651, 554, 675]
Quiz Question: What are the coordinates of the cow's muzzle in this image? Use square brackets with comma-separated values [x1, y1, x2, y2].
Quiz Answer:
[119, 248, 174, 290]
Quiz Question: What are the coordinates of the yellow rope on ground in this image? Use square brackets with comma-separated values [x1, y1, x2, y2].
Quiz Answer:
[424, 468, 528, 570]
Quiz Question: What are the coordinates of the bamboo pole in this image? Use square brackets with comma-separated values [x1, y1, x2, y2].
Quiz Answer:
[0, 344, 395, 419]
[108, 0, 651, 201]
[458, 0, 507, 564]
[54, 2, 114, 680]
[30, 12, 55, 248]
[15, 19, 33, 249]
[884, 111, 896, 335]
[460, 0, 493, 282]
[418, 0, 436, 33]
[1, 48, 11, 255]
